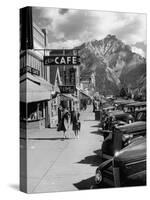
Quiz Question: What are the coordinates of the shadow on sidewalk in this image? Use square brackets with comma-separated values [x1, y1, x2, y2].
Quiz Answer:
[91, 124, 100, 128]
[73, 176, 95, 190]
[73, 176, 112, 190]
[90, 130, 104, 137]
[76, 153, 102, 167]
[90, 131, 99, 135]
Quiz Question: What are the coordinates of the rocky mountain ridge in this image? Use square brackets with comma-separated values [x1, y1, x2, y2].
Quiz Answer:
[77, 34, 146, 96]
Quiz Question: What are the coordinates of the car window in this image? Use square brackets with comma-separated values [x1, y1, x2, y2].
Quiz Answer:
[136, 112, 146, 121]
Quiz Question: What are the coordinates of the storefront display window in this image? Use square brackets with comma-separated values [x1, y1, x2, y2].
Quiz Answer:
[27, 101, 45, 121]
[51, 98, 57, 117]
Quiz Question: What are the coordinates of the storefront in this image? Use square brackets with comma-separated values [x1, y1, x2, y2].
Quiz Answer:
[60, 93, 79, 111]
[20, 73, 52, 129]
[79, 90, 92, 110]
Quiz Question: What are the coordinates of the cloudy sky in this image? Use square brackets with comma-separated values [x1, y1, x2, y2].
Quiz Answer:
[32, 7, 146, 57]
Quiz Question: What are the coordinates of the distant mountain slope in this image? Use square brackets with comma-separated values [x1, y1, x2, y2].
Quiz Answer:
[77, 34, 146, 96]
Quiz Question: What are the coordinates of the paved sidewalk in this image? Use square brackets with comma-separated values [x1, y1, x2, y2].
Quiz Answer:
[20, 105, 104, 193]
[21, 105, 97, 140]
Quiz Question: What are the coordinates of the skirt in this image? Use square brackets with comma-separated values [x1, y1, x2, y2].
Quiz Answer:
[73, 121, 81, 131]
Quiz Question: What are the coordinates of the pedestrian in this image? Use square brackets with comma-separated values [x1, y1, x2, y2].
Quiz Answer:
[61, 107, 70, 139]
[57, 105, 62, 131]
[72, 108, 80, 139]
[93, 100, 96, 112]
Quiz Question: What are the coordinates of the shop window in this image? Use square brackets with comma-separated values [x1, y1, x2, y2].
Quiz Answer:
[27, 102, 45, 121]
[51, 99, 58, 117]
[27, 102, 38, 120]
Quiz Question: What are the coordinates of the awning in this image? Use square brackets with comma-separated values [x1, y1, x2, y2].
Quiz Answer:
[20, 75, 51, 103]
[20, 72, 53, 90]
[60, 94, 78, 102]
[80, 90, 92, 99]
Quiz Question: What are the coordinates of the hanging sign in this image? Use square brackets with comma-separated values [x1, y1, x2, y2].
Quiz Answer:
[44, 56, 80, 66]
[59, 85, 76, 94]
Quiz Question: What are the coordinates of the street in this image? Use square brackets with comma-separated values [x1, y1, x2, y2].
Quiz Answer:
[21, 105, 104, 193]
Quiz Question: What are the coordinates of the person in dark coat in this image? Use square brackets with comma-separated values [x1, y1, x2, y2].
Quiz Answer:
[61, 108, 70, 139]
[93, 100, 96, 112]
[57, 105, 62, 131]
[72, 108, 80, 139]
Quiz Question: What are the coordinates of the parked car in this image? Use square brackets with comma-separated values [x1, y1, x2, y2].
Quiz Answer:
[101, 110, 134, 132]
[102, 106, 115, 113]
[101, 121, 146, 159]
[95, 136, 146, 187]
[113, 99, 135, 111]
[101, 106, 116, 128]
[123, 102, 146, 117]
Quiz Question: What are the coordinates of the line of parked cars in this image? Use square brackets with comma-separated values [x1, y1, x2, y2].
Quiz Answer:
[94, 98, 146, 188]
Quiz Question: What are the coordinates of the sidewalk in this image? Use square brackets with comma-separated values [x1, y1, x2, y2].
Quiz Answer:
[27, 128, 64, 140]
[20, 105, 104, 193]
[21, 105, 95, 140]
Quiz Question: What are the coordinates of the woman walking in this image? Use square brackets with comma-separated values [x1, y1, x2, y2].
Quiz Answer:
[61, 107, 70, 139]
[72, 108, 80, 139]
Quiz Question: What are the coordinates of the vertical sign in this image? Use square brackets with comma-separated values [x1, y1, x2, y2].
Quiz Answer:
[20, 7, 33, 50]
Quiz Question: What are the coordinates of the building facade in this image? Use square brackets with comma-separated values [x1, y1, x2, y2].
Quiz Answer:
[49, 49, 80, 112]
[80, 72, 96, 95]
[20, 7, 52, 129]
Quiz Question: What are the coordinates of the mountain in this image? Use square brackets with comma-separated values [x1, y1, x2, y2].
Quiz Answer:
[77, 34, 146, 96]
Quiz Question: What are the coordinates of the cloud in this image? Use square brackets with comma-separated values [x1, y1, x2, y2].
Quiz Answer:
[131, 46, 145, 57]
[49, 39, 81, 49]
[112, 13, 146, 44]
[32, 7, 146, 49]
[134, 41, 146, 55]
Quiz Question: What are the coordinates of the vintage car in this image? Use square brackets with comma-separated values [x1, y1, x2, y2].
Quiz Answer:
[113, 99, 135, 111]
[101, 110, 134, 132]
[101, 121, 146, 159]
[102, 106, 115, 113]
[95, 136, 146, 187]
[100, 106, 116, 127]
[123, 101, 146, 117]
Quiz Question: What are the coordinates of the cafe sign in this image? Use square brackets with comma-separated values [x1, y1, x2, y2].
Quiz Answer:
[59, 85, 76, 94]
[44, 56, 80, 66]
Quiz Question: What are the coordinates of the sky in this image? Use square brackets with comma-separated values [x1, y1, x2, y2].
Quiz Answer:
[32, 7, 147, 57]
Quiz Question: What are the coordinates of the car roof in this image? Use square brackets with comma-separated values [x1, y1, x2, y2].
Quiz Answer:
[114, 99, 135, 105]
[115, 121, 146, 132]
[126, 101, 146, 107]
[108, 110, 127, 116]
[135, 108, 146, 112]
[103, 106, 114, 110]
